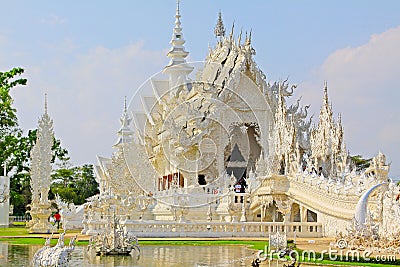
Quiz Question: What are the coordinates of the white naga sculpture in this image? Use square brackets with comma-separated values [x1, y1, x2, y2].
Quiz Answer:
[333, 178, 400, 253]
[354, 182, 386, 229]
[27, 97, 55, 234]
[31, 233, 77, 267]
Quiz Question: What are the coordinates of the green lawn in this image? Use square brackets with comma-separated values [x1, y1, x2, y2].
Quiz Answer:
[0, 226, 80, 236]
[0, 237, 87, 245]
[0, 226, 85, 245]
[0, 226, 29, 236]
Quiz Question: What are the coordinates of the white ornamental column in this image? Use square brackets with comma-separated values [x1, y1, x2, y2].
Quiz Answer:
[27, 95, 55, 233]
[0, 173, 10, 226]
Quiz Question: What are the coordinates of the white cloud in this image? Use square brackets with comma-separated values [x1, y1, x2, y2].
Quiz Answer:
[298, 25, 400, 178]
[11, 41, 167, 166]
[40, 14, 66, 26]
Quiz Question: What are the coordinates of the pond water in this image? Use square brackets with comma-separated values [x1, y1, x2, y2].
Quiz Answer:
[0, 243, 257, 267]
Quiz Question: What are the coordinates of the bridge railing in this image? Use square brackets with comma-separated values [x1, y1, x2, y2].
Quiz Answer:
[85, 220, 322, 238]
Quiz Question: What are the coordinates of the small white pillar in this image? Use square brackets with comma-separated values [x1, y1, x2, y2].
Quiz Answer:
[0, 176, 10, 227]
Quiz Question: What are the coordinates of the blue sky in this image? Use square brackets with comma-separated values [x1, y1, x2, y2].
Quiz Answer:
[1, 1, 400, 179]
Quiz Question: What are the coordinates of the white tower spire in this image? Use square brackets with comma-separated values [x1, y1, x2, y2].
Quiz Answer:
[114, 96, 134, 148]
[44, 93, 48, 114]
[28, 95, 54, 232]
[214, 10, 226, 39]
[163, 0, 193, 92]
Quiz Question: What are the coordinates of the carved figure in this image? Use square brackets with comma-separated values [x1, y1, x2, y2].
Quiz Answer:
[31, 233, 77, 267]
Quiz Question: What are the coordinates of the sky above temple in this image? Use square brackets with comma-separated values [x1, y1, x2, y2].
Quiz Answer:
[1, 1, 400, 179]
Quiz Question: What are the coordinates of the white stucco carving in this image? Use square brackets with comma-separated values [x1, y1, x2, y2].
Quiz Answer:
[27, 97, 55, 234]
[31, 233, 77, 267]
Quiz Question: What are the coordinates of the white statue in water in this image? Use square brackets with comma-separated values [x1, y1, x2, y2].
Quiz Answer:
[31, 232, 77, 267]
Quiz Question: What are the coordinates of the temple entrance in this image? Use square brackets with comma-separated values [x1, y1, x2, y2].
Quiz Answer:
[224, 123, 262, 186]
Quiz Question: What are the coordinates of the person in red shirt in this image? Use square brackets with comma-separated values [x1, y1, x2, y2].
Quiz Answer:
[53, 212, 61, 229]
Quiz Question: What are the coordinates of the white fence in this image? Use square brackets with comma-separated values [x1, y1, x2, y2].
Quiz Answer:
[86, 220, 322, 238]
[9, 215, 31, 222]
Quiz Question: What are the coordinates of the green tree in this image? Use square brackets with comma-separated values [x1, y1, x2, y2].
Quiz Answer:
[74, 164, 99, 203]
[350, 155, 371, 171]
[0, 67, 27, 215]
[51, 164, 99, 205]
[0, 67, 27, 175]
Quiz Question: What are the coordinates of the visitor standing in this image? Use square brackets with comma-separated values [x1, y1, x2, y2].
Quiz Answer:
[53, 212, 61, 229]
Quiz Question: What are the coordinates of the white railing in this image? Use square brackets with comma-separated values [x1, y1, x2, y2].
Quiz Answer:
[128, 221, 322, 238]
[10, 215, 32, 222]
[85, 220, 322, 238]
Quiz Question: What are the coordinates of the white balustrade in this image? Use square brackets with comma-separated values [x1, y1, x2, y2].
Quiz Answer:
[115, 221, 323, 238]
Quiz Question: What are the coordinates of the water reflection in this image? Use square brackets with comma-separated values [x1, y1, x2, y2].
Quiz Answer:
[0, 243, 255, 267]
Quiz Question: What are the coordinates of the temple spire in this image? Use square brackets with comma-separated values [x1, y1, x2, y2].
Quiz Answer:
[44, 93, 48, 114]
[165, 0, 189, 68]
[214, 10, 226, 39]
[229, 22, 235, 41]
[323, 81, 329, 105]
[114, 97, 134, 148]
[246, 30, 252, 46]
[163, 0, 193, 91]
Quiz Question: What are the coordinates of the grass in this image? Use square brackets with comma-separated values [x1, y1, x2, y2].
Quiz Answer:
[0, 237, 87, 246]
[0, 225, 81, 236]
[0, 226, 86, 246]
[12, 222, 26, 227]
[0, 226, 29, 236]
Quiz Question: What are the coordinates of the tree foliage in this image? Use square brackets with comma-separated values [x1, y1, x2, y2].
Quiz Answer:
[0, 68, 27, 130]
[51, 164, 99, 205]
[0, 67, 27, 175]
[350, 154, 371, 171]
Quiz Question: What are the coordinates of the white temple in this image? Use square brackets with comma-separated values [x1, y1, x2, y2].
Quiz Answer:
[82, 3, 400, 238]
